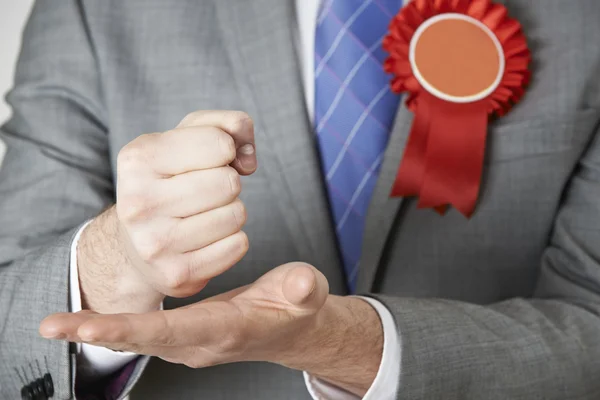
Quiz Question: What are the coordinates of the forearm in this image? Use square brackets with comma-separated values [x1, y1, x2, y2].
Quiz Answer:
[78, 206, 162, 314]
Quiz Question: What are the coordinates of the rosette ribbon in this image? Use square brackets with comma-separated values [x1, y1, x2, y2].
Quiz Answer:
[383, 0, 531, 217]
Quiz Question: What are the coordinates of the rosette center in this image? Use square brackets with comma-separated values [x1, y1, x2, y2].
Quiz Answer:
[409, 13, 505, 103]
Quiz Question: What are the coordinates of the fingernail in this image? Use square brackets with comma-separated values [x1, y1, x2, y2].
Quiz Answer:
[238, 144, 255, 155]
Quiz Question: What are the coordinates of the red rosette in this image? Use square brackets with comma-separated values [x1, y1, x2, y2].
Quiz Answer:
[383, 0, 531, 217]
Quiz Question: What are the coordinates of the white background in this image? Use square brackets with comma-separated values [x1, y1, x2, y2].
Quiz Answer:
[0, 0, 34, 123]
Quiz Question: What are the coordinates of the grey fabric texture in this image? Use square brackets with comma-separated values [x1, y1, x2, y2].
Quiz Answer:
[0, 0, 599, 399]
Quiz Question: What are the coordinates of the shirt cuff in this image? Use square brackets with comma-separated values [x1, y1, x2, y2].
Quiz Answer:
[69, 220, 139, 377]
[303, 297, 401, 400]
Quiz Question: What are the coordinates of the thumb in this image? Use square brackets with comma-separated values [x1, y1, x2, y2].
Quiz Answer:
[281, 263, 329, 312]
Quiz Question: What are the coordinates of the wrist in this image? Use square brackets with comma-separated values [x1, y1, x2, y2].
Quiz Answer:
[279, 295, 383, 396]
[78, 207, 163, 313]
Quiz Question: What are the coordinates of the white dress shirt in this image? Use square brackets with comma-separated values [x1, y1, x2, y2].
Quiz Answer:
[69, 1, 401, 398]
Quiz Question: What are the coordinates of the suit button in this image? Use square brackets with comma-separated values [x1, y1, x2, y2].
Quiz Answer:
[31, 378, 48, 400]
[20, 385, 33, 400]
[43, 373, 54, 397]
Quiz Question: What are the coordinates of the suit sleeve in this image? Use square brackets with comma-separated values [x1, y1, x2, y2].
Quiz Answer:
[372, 116, 600, 399]
[0, 1, 147, 399]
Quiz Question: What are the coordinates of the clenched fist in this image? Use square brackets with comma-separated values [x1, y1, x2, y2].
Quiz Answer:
[72, 110, 256, 314]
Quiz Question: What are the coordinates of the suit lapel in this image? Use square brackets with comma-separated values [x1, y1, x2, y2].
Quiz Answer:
[215, 0, 345, 292]
[356, 105, 413, 293]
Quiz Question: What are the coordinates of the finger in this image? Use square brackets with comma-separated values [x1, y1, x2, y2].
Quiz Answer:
[159, 167, 241, 218]
[171, 199, 247, 253]
[152, 126, 239, 175]
[76, 303, 236, 347]
[77, 311, 174, 346]
[160, 231, 249, 298]
[176, 110, 254, 146]
[281, 263, 329, 312]
[176, 110, 257, 175]
[185, 230, 249, 280]
[39, 310, 100, 341]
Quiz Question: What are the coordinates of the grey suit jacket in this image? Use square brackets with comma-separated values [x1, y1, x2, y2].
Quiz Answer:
[1, 1, 600, 399]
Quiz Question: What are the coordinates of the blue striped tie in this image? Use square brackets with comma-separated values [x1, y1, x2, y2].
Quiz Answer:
[314, 0, 402, 293]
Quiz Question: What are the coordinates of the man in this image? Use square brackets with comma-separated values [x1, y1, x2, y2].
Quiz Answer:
[1, 0, 599, 399]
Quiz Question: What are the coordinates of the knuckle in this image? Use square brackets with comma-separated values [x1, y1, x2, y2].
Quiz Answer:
[183, 359, 201, 369]
[158, 333, 178, 348]
[239, 231, 250, 253]
[163, 287, 191, 298]
[162, 265, 191, 292]
[117, 134, 154, 171]
[135, 232, 168, 263]
[188, 249, 208, 275]
[219, 330, 244, 353]
[226, 111, 253, 134]
[183, 355, 210, 369]
[117, 194, 155, 223]
[163, 280, 207, 298]
[136, 244, 160, 264]
[151, 314, 177, 346]
[179, 111, 202, 127]
[222, 167, 242, 198]
[216, 131, 236, 165]
[229, 200, 247, 230]
[233, 231, 250, 256]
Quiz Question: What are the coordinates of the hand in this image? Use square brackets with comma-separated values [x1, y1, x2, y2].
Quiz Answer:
[74, 110, 257, 314]
[40, 263, 383, 396]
